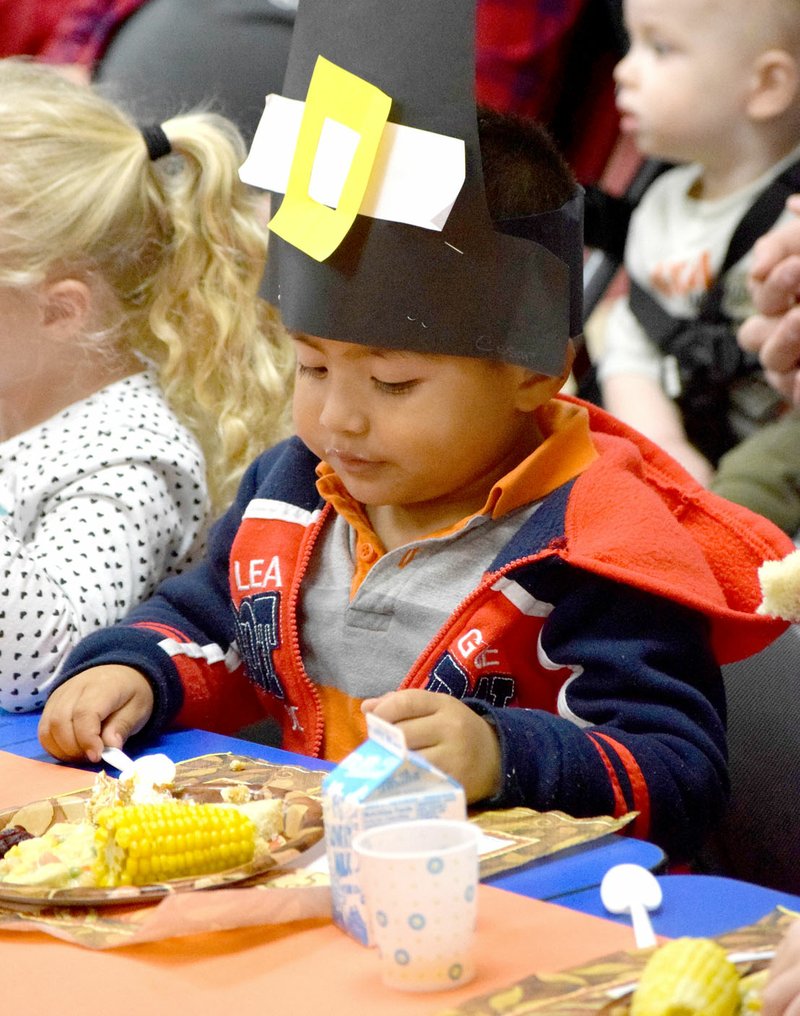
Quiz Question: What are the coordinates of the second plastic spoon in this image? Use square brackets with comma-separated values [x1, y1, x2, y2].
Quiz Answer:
[600, 863, 662, 949]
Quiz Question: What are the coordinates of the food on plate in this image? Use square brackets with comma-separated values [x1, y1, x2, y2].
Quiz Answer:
[85, 764, 175, 821]
[0, 825, 34, 859]
[220, 781, 252, 804]
[0, 771, 290, 890]
[93, 801, 257, 886]
[631, 937, 740, 1016]
[0, 822, 97, 888]
[238, 798, 286, 861]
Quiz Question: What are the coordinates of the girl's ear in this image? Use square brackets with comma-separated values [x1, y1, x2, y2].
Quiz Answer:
[40, 278, 91, 341]
[747, 49, 800, 120]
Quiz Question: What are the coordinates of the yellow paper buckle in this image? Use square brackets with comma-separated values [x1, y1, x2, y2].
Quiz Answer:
[268, 55, 392, 261]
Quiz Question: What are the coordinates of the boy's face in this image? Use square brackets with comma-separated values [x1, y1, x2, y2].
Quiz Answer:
[292, 335, 554, 523]
[614, 0, 767, 165]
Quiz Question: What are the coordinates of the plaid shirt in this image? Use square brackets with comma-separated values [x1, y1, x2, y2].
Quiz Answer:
[476, 0, 622, 183]
[0, 0, 78, 56]
[39, 0, 148, 66]
[28, 0, 619, 178]
[476, 0, 588, 122]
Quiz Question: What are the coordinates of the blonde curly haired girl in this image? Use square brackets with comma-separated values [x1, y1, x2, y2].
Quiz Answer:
[0, 57, 293, 711]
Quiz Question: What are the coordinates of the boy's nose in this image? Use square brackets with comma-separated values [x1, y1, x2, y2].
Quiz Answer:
[318, 387, 367, 434]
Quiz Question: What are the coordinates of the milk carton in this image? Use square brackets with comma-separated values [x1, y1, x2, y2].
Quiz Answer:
[322, 712, 466, 945]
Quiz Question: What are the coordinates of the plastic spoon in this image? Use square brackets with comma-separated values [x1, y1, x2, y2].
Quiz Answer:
[100, 746, 176, 786]
[100, 745, 136, 773]
[600, 863, 662, 948]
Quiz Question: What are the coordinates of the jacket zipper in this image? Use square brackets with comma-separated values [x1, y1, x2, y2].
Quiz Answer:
[283, 502, 332, 758]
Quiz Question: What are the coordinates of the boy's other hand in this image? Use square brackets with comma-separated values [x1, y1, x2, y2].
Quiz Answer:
[362, 689, 502, 803]
[38, 666, 154, 763]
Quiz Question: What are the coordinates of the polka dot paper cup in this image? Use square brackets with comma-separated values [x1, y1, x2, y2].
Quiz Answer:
[351, 819, 480, 992]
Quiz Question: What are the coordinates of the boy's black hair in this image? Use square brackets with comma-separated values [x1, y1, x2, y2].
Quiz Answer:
[478, 107, 577, 221]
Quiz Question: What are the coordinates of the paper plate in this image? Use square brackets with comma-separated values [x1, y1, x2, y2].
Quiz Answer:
[0, 753, 325, 909]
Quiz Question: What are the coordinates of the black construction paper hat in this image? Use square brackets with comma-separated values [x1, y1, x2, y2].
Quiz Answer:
[242, 0, 583, 376]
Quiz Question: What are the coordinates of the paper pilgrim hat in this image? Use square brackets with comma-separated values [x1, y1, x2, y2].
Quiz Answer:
[240, 0, 583, 376]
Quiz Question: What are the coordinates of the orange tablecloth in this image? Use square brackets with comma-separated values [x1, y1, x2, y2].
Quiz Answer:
[1, 751, 638, 1016]
[0, 749, 93, 807]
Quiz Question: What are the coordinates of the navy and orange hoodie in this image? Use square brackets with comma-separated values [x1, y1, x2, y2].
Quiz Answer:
[55, 397, 793, 861]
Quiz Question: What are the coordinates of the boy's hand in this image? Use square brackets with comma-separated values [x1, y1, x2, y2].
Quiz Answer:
[362, 689, 502, 803]
[38, 666, 154, 763]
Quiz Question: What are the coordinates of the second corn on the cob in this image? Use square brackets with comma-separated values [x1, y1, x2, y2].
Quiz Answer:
[93, 801, 257, 887]
[631, 937, 741, 1016]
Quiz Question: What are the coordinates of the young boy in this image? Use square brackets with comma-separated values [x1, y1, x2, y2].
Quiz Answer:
[39, 0, 793, 863]
[592, 0, 800, 490]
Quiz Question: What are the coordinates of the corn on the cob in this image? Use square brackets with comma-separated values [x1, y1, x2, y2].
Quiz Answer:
[93, 801, 256, 887]
[631, 938, 740, 1016]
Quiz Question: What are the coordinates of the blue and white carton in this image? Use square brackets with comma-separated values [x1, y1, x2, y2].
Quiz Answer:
[322, 712, 466, 945]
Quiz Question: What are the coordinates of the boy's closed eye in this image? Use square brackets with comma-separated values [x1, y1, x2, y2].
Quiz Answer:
[372, 378, 421, 395]
[295, 360, 422, 395]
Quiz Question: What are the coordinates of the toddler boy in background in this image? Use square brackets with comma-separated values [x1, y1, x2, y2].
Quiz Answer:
[591, 0, 800, 491]
[40, 0, 793, 863]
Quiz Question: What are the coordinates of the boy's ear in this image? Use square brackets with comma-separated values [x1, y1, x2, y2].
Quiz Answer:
[747, 49, 800, 120]
[40, 278, 91, 341]
[515, 366, 569, 410]
[515, 343, 574, 410]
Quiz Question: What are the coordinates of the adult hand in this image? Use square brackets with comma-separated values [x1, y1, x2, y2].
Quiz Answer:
[38, 665, 154, 763]
[362, 688, 502, 803]
[763, 921, 800, 1016]
[739, 196, 800, 404]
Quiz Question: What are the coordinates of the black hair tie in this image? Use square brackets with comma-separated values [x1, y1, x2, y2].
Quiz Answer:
[141, 124, 172, 161]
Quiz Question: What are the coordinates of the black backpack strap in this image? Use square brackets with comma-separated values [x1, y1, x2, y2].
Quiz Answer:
[624, 158, 800, 462]
[630, 156, 800, 341]
[701, 157, 800, 319]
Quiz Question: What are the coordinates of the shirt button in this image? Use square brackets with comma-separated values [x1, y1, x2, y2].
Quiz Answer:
[358, 543, 378, 562]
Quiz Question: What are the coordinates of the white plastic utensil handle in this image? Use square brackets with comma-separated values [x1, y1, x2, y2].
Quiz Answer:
[100, 746, 134, 772]
[629, 900, 657, 949]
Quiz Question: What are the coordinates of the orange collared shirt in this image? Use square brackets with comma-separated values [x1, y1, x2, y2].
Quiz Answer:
[315, 398, 598, 597]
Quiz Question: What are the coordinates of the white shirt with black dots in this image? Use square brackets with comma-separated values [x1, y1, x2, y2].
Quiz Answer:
[0, 370, 210, 712]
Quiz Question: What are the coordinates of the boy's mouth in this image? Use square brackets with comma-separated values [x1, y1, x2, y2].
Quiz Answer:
[327, 448, 381, 472]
